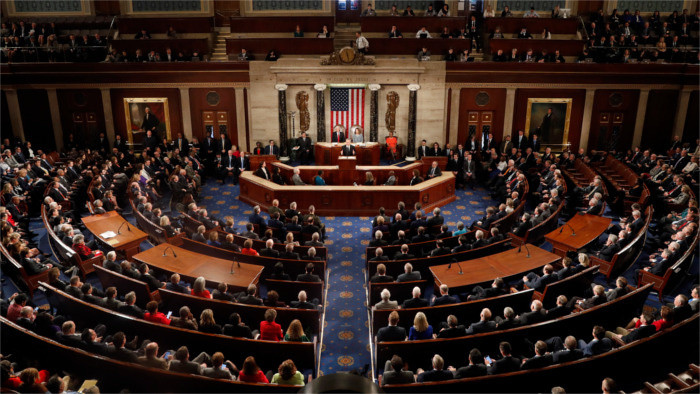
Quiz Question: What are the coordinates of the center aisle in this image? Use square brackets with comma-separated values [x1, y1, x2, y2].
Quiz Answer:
[200, 183, 495, 375]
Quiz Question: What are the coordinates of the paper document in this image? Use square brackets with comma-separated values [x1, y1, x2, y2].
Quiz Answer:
[100, 231, 117, 239]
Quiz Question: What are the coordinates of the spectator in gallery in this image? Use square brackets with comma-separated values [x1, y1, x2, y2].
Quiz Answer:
[416, 27, 432, 38]
[524, 7, 540, 18]
[438, 4, 450, 17]
[361, 3, 376, 17]
[237, 48, 252, 61]
[314, 170, 326, 186]
[501, 5, 512, 17]
[388, 25, 403, 38]
[293, 25, 304, 37]
[135, 29, 151, 40]
[425, 4, 437, 16]
[166, 25, 178, 39]
[265, 50, 278, 61]
[417, 47, 431, 60]
[388, 4, 400, 16]
[403, 5, 415, 16]
[317, 25, 330, 38]
[445, 48, 458, 61]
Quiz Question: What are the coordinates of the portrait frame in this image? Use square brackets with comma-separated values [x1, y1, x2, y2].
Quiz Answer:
[123, 97, 172, 145]
[524, 98, 572, 149]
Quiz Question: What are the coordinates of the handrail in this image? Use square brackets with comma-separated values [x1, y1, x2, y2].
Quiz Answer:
[578, 15, 589, 41]
[107, 15, 118, 41]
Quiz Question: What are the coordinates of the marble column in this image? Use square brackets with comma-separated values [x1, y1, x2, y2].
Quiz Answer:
[5, 89, 25, 141]
[632, 89, 650, 148]
[406, 84, 420, 160]
[503, 88, 516, 138]
[275, 84, 289, 158]
[234, 87, 247, 150]
[672, 89, 691, 140]
[578, 89, 596, 152]
[100, 88, 116, 145]
[179, 88, 193, 140]
[314, 84, 327, 142]
[368, 84, 381, 142]
[45, 88, 65, 152]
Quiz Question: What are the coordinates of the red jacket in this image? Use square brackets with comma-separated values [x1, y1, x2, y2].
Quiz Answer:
[144, 311, 171, 325]
[259, 320, 282, 341]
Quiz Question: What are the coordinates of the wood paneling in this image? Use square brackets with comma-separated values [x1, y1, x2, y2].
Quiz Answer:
[683, 90, 699, 145]
[17, 89, 55, 151]
[484, 17, 579, 35]
[369, 38, 470, 55]
[229, 16, 334, 33]
[225, 38, 333, 55]
[56, 89, 106, 149]
[189, 88, 237, 146]
[1, 91, 11, 141]
[513, 88, 586, 151]
[576, 1, 604, 19]
[457, 88, 507, 145]
[361, 16, 467, 33]
[488, 39, 586, 56]
[641, 90, 678, 150]
[110, 88, 182, 142]
[589, 89, 639, 152]
[111, 38, 209, 55]
[118, 17, 212, 34]
[94, 0, 121, 15]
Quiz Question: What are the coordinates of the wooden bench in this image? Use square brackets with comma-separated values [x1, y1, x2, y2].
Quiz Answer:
[41, 205, 99, 277]
[366, 232, 468, 265]
[639, 232, 699, 301]
[111, 38, 210, 55]
[118, 17, 213, 34]
[93, 264, 153, 308]
[367, 38, 471, 56]
[484, 17, 580, 36]
[180, 237, 325, 279]
[371, 289, 535, 336]
[158, 287, 321, 336]
[264, 278, 325, 305]
[0, 317, 301, 393]
[360, 16, 468, 34]
[488, 38, 586, 56]
[0, 242, 49, 297]
[224, 231, 327, 259]
[590, 206, 652, 279]
[508, 203, 564, 246]
[130, 200, 185, 246]
[477, 200, 526, 235]
[375, 284, 653, 370]
[229, 16, 335, 33]
[369, 280, 429, 306]
[533, 265, 598, 308]
[39, 281, 317, 374]
[225, 38, 334, 56]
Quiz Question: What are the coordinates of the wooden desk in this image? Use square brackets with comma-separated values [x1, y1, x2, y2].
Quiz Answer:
[484, 17, 580, 35]
[544, 213, 612, 257]
[248, 154, 278, 171]
[429, 245, 560, 293]
[314, 142, 381, 166]
[488, 38, 586, 56]
[225, 38, 334, 56]
[111, 38, 210, 55]
[82, 211, 148, 260]
[132, 243, 263, 293]
[360, 16, 467, 33]
[239, 170, 456, 216]
[368, 38, 470, 56]
[229, 16, 335, 33]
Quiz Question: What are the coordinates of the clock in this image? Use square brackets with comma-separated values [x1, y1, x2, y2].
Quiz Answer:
[339, 47, 356, 64]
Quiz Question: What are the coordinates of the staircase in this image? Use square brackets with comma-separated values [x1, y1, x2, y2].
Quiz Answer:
[210, 28, 231, 61]
[333, 23, 360, 51]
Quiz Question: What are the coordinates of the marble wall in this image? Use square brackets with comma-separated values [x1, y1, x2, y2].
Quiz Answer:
[248, 58, 446, 157]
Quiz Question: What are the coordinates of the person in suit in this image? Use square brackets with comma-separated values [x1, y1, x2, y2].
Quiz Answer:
[518, 300, 547, 325]
[382, 355, 415, 385]
[264, 140, 279, 157]
[374, 289, 399, 310]
[605, 277, 629, 301]
[141, 107, 160, 135]
[296, 263, 321, 282]
[487, 342, 521, 375]
[259, 239, 280, 258]
[402, 286, 429, 308]
[515, 130, 529, 151]
[202, 353, 236, 380]
[520, 264, 556, 292]
[409, 169, 423, 186]
[432, 284, 459, 306]
[396, 263, 421, 282]
[169, 346, 210, 375]
[426, 161, 442, 179]
[552, 335, 584, 364]
[465, 308, 498, 334]
[331, 125, 345, 143]
[377, 311, 407, 342]
[417, 140, 429, 159]
[253, 162, 270, 180]
[597, 234, 621, 261]
[512, 213, 533, 237]
[295, 132, 313, 164]
[237, 284, 263, 305]
[606, 312, 656, 344]
[454, 348, 488, 379]
[290, 290, 317, 309]
[393, 244, 415, 260]
[416, 355, 454, 382]
[117, 291, 144, 319]
[233, 152, 250, 185]
[546, 295, 571, 319]
[340, 139, 355, 156]
[521, 340, 553, 370]
[370, 264, 394, 283]
[578, 326, 613, 356]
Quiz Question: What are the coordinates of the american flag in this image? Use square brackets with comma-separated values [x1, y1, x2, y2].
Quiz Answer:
[330, 87, 365, 136]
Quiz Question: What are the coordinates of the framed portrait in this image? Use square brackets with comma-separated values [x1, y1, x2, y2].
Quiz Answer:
[524, 98, 572, 150]
[123, 98, 171, 146]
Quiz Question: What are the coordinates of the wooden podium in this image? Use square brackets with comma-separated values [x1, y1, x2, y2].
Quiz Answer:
[338, 156, 356, 185]
[248, 154, 278, 170]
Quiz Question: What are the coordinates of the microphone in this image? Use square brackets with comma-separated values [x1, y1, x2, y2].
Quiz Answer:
[230, 259, 240, 274]
[517, 243, 531, 258]
[457, 261, 464, 275]
[162, 246, 177, 258]
[566, 223, 576, 236]
[117, 220, 132, 235]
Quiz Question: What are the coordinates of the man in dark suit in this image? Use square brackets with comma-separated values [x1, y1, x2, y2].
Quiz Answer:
[416, 355, 454, 382]
[377, 311, 407, 342]
[396, 263, 421, 282]
[426, 161, 442, 179]
[259, 239, 280, 258]
[173, 133, 189, 156]
[607, 312, 656, 344]
[141, 107, 160, 135]
[169, 346, 210, 375]
[248, 205, 267, 232]
[464, 308, 497, 334]
[417, 140, 429, 159]
[521, 340, 553, 370]
[296, 132, 313, 164]
[382, 355, 415, 385]
[233, 152, 250, 185]
[290, 290, 317, 309]
[454, 349, 488, 379]
[142, 130, 158, 153]
[546, 295, 571, 319]
[264, 140, 279, 157]
[220, 149, 237, 184]
[393, 244, 415, 260]
[432, 284, 459, 306]
[578, 326, 613, 356]
[520, 264, 556, 292]
[518, 300, 547, 325]
[340, 139, 355, 156]
[552, 336, 584, 364]
[117, 292, 144, 318]
[280, 243, 300, 260]
[113, 134, 127, 153]
[597, 235, 621, 261]
[95, 132, 110, 154]
[236, 284, 263, 305]
[369, 264, 394, 283]
[331, 126, 345, 143]
[296, 263, 321, 282]
[530, 134, 541, 153]
[515, 130, 528, 151]
[487, 342, 521, 375]
[512, 213, 533, 237]
[217, 133, 231, 157]
[402, 287, 429, 308]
